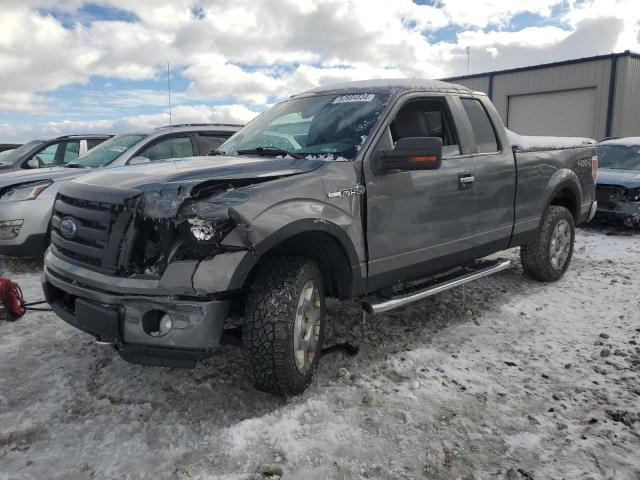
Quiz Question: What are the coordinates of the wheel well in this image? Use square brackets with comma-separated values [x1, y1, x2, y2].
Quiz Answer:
[246, 231, 353, 300]
[549, 187, 579, 221]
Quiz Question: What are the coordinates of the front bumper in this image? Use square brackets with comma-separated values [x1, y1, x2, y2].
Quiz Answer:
[595, 201, 640, 226]
[0, 198, 52, 257]
[42, 251, 230, 368]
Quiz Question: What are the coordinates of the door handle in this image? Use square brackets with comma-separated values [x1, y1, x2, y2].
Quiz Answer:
[459, 174, 474, 190]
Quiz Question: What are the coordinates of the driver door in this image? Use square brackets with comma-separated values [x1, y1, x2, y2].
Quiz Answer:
[364, 95, 476, 290]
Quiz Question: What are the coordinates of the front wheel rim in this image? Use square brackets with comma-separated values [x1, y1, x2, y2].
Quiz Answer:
[549, 219, 571, 270]
[293, 280, 321, 373]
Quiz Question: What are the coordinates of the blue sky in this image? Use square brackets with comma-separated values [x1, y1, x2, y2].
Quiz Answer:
[0, 0, 638, 141]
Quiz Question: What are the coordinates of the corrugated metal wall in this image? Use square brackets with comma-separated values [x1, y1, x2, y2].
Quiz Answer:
[445, 53, 640, 140]
[490, 59, 611, 139]
[612, 55, 640, 137]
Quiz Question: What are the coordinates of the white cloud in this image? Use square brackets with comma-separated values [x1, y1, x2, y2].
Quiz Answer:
[0, 103, 258, 142]
[0, 0, 639, 140]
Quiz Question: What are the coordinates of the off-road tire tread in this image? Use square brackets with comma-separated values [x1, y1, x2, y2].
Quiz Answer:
[521, 206, 574, 282]
[243, 256, 324, 395]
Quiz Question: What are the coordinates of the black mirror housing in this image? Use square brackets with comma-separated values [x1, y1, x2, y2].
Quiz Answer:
[373, 136, 443, 174]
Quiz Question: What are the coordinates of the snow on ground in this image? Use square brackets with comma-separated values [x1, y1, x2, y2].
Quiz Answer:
[0, 229, 639, 479]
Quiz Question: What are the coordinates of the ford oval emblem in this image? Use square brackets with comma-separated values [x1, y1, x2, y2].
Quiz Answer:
[60, 217, 78, 240]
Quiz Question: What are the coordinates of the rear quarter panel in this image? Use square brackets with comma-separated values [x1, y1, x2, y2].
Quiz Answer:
[512, 146, 596, 244]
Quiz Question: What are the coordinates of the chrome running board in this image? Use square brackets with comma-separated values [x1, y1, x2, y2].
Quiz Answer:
[362, 259, 511, 314]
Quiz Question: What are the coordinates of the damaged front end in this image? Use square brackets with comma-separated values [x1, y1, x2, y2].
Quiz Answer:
[44, 178, 273, 366]
[595, 185, 640, 227]
[124, 179, 264, 290]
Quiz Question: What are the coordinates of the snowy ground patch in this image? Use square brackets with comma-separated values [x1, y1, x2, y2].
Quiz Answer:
[0, 229, 639, 479]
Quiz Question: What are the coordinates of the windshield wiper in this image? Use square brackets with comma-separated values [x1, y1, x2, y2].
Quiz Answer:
[236, 147, 304, 159]
[64, 163, 89, 169]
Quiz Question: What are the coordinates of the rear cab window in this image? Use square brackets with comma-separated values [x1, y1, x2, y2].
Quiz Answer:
[461, 98, 499, 153]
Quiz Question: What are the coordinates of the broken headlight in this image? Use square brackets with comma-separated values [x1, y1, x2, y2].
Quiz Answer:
[188, 217, 233, 243]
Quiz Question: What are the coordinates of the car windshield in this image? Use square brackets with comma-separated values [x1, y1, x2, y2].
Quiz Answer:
[597, 144, 640, 170]
[67, 134, 146, 168]
[217, 93, 390, 161]
[0, 141, 43, 166]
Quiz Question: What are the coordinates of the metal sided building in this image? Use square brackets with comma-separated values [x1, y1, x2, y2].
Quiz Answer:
[443, 51, 640, 140]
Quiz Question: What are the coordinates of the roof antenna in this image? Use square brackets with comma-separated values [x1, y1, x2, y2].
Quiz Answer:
[167, 61, 172, 129]
[167, 61, 175, 167]
[465, 47, 470, 75]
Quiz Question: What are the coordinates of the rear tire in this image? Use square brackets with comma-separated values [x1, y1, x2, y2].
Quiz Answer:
[243, 256, 325, 395]
[521, 206, 575, 282]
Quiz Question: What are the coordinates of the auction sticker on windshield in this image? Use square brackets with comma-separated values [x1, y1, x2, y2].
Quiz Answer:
[332, 94, 375, 104]
[110, 146, 128, 153]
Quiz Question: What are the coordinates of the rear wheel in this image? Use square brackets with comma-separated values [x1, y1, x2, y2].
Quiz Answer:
[521, 205, 575, 282]
[243, 257, 325, 395]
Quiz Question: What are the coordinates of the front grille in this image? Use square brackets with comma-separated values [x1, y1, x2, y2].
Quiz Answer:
[596, 185, 625, 208]
[50, 193, 134, 273]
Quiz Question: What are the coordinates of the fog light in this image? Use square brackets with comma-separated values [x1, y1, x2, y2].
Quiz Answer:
[0, 219, 23, 240]
[142, 310, 173, 337]
[158, 314, 173, 336]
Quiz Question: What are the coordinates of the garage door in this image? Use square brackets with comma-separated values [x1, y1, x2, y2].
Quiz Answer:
[507, 88, 596, 138]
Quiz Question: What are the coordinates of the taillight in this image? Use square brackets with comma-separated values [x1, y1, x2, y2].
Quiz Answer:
[591, 155, 598, 182]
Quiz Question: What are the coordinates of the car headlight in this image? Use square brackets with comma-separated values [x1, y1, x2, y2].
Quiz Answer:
[0, 180, 53, 202]
[627, 188, 640, 203]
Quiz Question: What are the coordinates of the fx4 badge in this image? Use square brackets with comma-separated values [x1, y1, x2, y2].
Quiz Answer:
[328, 185, 366, 198]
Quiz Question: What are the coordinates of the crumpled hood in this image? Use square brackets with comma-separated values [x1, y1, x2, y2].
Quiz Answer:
[597, 168, 640, 189]
[65, 155, 325, 218]
[0, 166, 87, 188]
[72, 155, 324, 190]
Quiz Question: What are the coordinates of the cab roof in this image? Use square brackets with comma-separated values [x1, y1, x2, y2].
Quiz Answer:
[295, 78, 471, 97]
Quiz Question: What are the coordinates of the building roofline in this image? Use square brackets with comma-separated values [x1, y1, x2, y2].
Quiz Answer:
[443, 50, 640, 82]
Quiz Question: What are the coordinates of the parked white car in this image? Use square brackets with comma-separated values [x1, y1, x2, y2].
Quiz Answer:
[0, 124, 241, 256]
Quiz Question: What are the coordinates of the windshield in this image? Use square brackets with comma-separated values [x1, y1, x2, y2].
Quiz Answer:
[0, 141, 43, 166]
[217, 93, 390, 161]
[67, 134, 146, 168]
[597, 144, 640, 170]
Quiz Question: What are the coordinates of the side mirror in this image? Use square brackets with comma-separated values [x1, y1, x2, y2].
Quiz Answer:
[128, 156, 151, 166]
[372, 137, 442, 174]
[27, 158, 40, 169]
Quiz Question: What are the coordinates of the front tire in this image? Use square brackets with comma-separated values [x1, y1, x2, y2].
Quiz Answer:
[243, 257, 325, 395]
[521, 205, 575, 282]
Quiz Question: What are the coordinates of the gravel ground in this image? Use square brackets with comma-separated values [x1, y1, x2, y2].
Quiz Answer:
[0, 228, 639, 480]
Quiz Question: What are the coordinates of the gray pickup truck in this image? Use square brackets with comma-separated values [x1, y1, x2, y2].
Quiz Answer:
[42, 79, 597, 394]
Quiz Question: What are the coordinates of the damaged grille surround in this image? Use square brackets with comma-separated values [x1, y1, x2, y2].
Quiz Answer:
[50, 183, 248, 279]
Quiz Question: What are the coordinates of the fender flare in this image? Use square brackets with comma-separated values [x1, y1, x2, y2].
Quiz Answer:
[226, 218, 364, 293]
[541, 169, 582, 221]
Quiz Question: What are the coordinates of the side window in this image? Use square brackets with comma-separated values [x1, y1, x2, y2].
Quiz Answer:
[87, 138, 106, 149]
[61, 141, 80, 164]
[461, 98, 499, 153]
[32, 143, 60, 166]
[389, 98, 460, 157]
[197, 134, 227, 154]
[139, 136, 194, 161]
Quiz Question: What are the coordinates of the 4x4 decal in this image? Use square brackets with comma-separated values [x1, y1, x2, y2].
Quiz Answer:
[327, 185, 366, 198]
